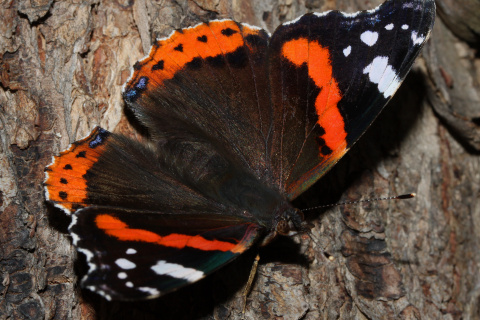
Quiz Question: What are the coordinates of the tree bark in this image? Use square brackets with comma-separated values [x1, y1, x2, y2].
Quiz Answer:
[1, 0, 479, 319]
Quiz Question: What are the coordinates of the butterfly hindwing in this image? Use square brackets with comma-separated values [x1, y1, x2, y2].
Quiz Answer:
[268, 0, 435, 199]
[45, 127, 226, 215]
[70, 207, 261, 300]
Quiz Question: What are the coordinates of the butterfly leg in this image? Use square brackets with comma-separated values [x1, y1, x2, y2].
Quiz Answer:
[242, 254, 260, 315]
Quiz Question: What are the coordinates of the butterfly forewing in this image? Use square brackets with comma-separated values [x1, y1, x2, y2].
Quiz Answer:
[268, 0, 435, 199]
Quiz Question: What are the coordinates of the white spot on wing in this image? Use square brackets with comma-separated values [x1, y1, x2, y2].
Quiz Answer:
[363, 56, 401, 98]
[360, 31, 378, 46]
[402, 24, 409, 30]
[364, 56, 388, 83]
[411, 32, 425, 45]
[126, 248, 137, 255]
[385, 23, 394, 30]
[86, 285, 112, 300]
[118, 272, 127, 279]
[343, 46, 352, 57]
[116, 258, 136, 270]
[151, 260, 204, 282]
[126, 282, 134, 288]
[138, 287, 160, 296]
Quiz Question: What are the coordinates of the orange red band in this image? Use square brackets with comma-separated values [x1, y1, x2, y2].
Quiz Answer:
[126, 21, 262, 92]
[281, 38, 347, 153]
[95, 214, 239, 252]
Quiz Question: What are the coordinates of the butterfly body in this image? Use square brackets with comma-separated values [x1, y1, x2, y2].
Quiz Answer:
[45, 0, 435, 301]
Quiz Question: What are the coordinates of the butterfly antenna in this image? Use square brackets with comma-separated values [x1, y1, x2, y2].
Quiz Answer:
[302, 193, 415, 261]
[303, 193, 416, 212]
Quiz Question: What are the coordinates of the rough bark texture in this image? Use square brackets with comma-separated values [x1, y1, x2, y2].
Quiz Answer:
[1, 0, 479, 319]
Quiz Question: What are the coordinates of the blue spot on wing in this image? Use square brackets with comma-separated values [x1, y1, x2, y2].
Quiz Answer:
[136, 77, 149, 90]
[89, 128, 110, 148]
[124, 89, 138, 102]
[124, 76, 149, 103]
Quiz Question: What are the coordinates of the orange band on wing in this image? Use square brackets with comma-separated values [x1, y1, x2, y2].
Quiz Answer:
[281, 38, 347, 152]
[125, 21, 263, 93]
[95, 214, 242, 253]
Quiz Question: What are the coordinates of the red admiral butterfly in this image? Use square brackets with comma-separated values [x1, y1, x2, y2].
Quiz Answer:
[45, 0, 435, 301]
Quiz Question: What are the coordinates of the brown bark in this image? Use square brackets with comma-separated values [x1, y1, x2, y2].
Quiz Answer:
[1, 0, 479, 319]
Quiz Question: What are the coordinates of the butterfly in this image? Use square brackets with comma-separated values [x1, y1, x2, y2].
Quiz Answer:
[44, 0, 435, 301]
